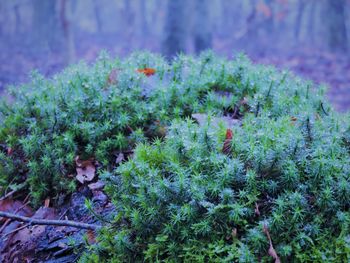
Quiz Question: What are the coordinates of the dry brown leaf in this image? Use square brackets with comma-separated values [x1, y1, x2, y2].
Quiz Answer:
[75, 156, 96, 184]
[263, 224, 281, 263]
[86, 229, 96, 244]
[0, 199, 32, 219]
[88, 181, 105, 191]
[44, 198, 50, 208]
[11, 207, 57, 244]
[222, 129, 233, 155]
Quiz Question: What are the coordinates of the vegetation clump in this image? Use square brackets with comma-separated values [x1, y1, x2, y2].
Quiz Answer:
[1, 51, 349, 261]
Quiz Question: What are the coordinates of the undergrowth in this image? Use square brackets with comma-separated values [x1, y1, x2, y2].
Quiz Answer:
[1, 51, 349, 261]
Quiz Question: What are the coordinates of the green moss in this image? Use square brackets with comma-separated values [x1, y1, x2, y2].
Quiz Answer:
[1, 51, 349, 261]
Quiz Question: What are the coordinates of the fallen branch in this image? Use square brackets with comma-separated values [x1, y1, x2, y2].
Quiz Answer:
[0, 211, 101, 230]
[2, 223, 30, 237]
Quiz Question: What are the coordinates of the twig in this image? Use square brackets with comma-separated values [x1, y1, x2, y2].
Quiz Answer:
[320, 102, 329, 116]
[2, 223, 30, 237]
[0, 183, 27, 201]
[0, 211, 101, 230]
[255, 102, 260, 117]
[266, 81, 274, 99]
[0, 190, 17, 202]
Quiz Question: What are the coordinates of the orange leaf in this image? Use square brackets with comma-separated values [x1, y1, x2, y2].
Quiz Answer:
[222, 129, 233, 155]
[137, 68, 156, 77]
[225, 128, 233, 140]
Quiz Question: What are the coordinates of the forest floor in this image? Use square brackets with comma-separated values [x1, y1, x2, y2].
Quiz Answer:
[0, 35, 349, 112]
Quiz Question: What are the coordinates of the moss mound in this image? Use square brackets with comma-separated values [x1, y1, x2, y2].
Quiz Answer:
[1, 51, 349, 261]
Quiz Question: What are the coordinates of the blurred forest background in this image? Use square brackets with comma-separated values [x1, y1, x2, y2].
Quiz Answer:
[0, 0, 349, 111]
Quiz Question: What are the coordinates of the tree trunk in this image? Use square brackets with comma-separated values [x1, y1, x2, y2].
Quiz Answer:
[14, 4, 21, 34]
[122, 0, 135, 52]
[32, 0, 61, 52]
[60, 0, 76, 64]
[294, 0, 306, 42]
[325, 0, 347, 52]
[162, 0, 186, 59]
[93, 0, 103, 33]
[307, 0, 317, 45]
[194, 0, 212, 53]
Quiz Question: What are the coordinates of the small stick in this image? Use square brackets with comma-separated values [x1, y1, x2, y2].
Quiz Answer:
[2, 223, 30, 237]
[320, 102, 329, 116]
[0, 190, 17, 202]
[0, 211, 101, 230]
[0, 183, 27, 202]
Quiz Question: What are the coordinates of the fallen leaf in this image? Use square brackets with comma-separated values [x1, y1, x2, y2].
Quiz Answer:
[222, 129, 233, 155]
[11, 207, 57, 244]
[75, 156, 96, 184]
[44, 198, 50, 208]
[0, 199, 32, 219]
[137, 68, 156, 77]
[263, 224, 281, 263]
[88, 181, 105, 191]
[86, 229, 96, 244]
